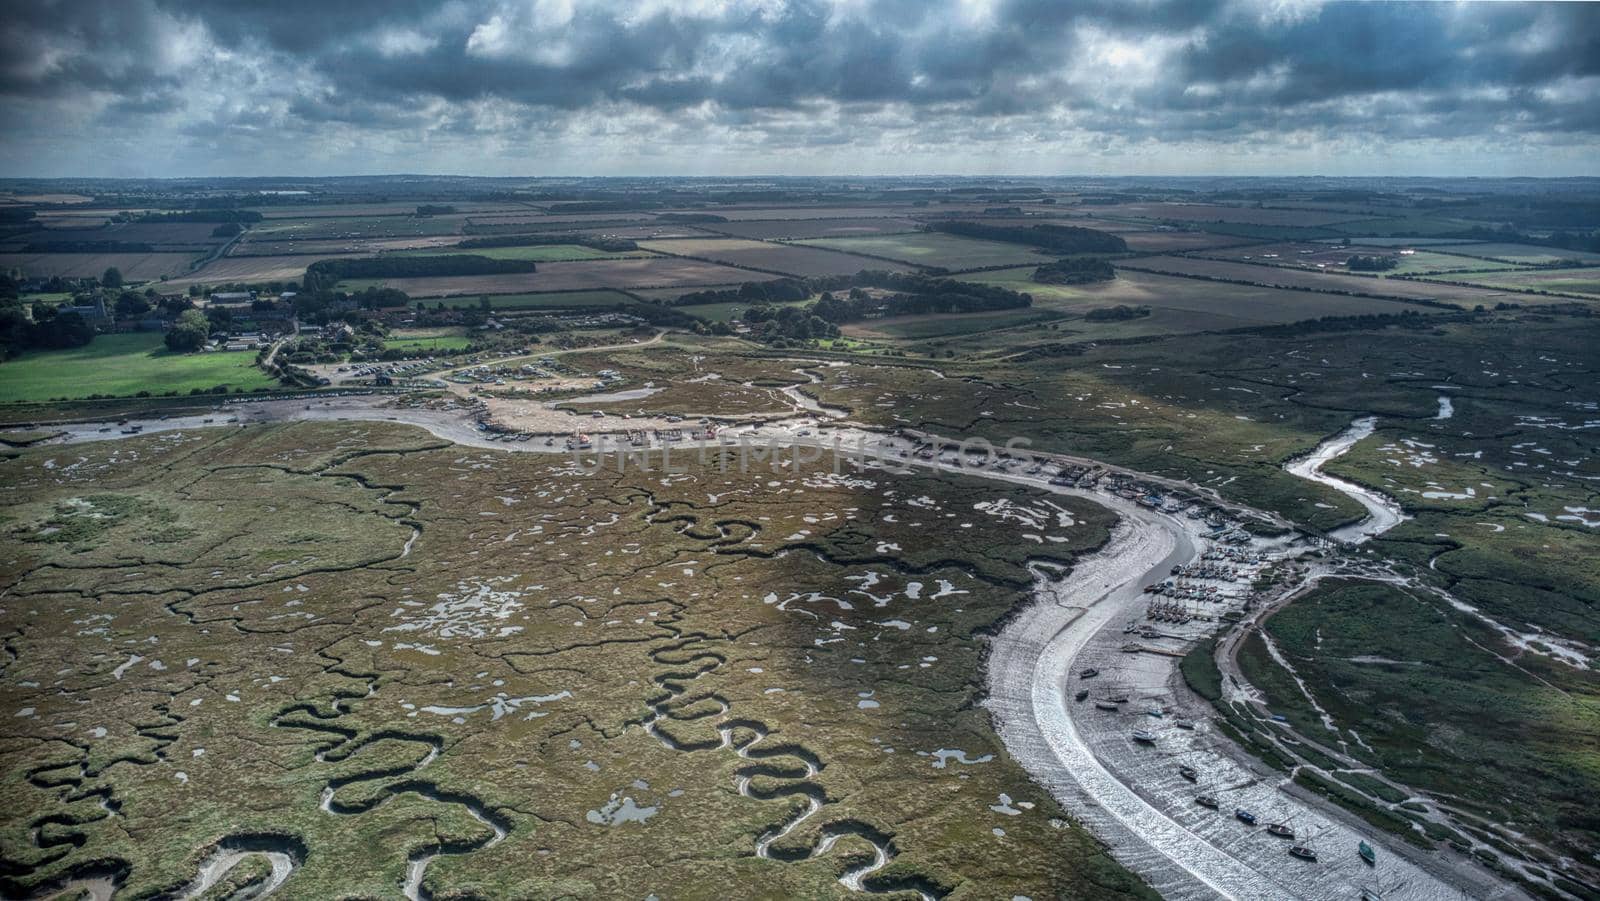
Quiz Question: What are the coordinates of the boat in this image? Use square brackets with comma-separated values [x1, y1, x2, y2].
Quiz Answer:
[1175, 719, 1196, 730]
[1075, 689, 1089, 702]
[1094, 700, 1120, 711]
[1146, 706, 1164, 718]
[1131, 730, 1156, 744]
[1359, 841, 1376, 866]
[1288, 844, 1318, 861]
[1106, 694, 1129, 704]
[1178, 765, 1198, 782]
[1079, 668, 1099, 679]
[1196, 794, 1219, 809]
[1360, 889, 1384, 901]
[1235, 808, 1257, 825]
[1267, 823, 1294, 839]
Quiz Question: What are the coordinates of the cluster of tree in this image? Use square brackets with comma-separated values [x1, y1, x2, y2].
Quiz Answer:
[673, 278, 815, 307]
[457, 233, 638, 252]
[925, 221, 1128, 254]
[1345, 254, 1399, 272]
[0, 300, 94, 358]
[302, 255, 536, 292]
[164, 309, 212, 352]
[415, 205, 457, 216]
[1032, 257, 1116, 285]
[133, 209, 264, 223]
[1082, 304, 1150, 322]
[212, 222, 245, 238]
[812, 279, 1031, 323]
[741, 304, 840, 344]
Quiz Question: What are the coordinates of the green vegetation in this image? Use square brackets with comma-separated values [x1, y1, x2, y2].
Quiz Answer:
[0, 332, 274, 402]
[0, 422, 1152, 900]
[925, 221, 1129, 255]
[1241, 580, 1599, 867]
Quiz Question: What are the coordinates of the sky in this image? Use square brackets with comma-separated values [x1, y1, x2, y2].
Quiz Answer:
[1, 0, 1596, 179]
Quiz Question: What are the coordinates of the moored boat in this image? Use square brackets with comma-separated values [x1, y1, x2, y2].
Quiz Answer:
[1196, 794, 1219, 809]
[1359, 840, 1376, 866]
[1132, 730, 1156, 744]
[1080, 667, 1099, 679]
[1094, 700, 1120, 711]
[1267, 823, 1294, 839]
[1235, 808, 1257, 825]
[1075, 689, 1089, 702]
[1178, 765, 1198, 782]
[1288, 844, 1317, 861]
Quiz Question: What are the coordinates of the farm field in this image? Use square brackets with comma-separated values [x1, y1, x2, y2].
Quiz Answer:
[1120, 231, 1256, 253]
[635, 237, 881, 276]
[704, 217, 923, 240]
[255, 202, 530, 218]
[333, 257, 769, 297]
[167, 254, 347, 287]
[414, 290, 638, 310]
[395, 244, 652, 262]
[1323, 215, 1485, 236]
[1074, 202, 1372, 227]
[0, 333, 274, 402]
[229, 236, 462, 256]
[1416, 266, 1600, 298]
[1198, 243, 1532, 275]
[1439, 242, 1600, 265]
[1119, 255, 1524, 305]
[0, 251, 199, 281]
[248, 215, 468, 241]
[962, 267, 1442, 323]
[797, 232, 1051, 269]
[841, 308, 1069, 340]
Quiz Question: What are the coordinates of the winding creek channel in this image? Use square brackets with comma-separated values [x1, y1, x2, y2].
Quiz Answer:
[33, 396, 1521, 900]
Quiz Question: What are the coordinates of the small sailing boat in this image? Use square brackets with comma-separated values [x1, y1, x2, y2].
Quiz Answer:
[1267, 822, 1294, 839]
[1132, 730, 1156, 744]
[1075, 689, 1089, 702]
[1196, 794, 1219, 809]
[1178, 765, 1198, 782]
[1288, 844, 1318, 861]
[1359, 840, 1377, 866]
[1235, 808, 1257, 825]
[1080, 667, 1099, 679]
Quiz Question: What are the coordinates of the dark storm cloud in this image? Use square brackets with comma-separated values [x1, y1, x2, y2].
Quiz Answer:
[0, 0, 1596, 174]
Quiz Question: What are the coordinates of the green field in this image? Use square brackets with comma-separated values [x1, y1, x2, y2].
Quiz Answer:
[0, 333, 275, 403]
[383, 331, 472, 352]
[348, 287, 636, 310]
[846, 308, 1068, 340]
[1416, 266, 1600, 297]
[797, 232, 1051, 270]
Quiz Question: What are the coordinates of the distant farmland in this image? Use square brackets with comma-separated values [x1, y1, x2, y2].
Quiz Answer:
[337, 257, 771, 297]
[797, 232, 1051, 270]
[705, 217, 923, 240]
[963, 267, 1445, 324]
[1118, 255, 1521, 306]
[0, 251, 200, 282]
[636, 238, 882, 276]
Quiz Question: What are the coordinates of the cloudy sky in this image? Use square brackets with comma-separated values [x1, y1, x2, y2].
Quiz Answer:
[1, 0, 1596, 178]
